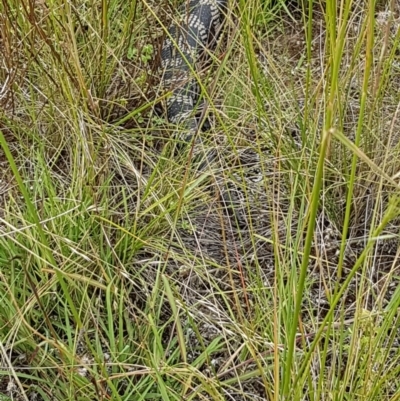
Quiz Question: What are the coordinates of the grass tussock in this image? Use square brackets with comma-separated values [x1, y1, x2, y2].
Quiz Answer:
[1, 0, 400, 400]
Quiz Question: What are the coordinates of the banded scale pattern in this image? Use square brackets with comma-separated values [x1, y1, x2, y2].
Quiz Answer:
[161, 0, 227, 142]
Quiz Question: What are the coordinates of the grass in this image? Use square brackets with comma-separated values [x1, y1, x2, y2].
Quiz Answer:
[1, 0, 400, 399]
